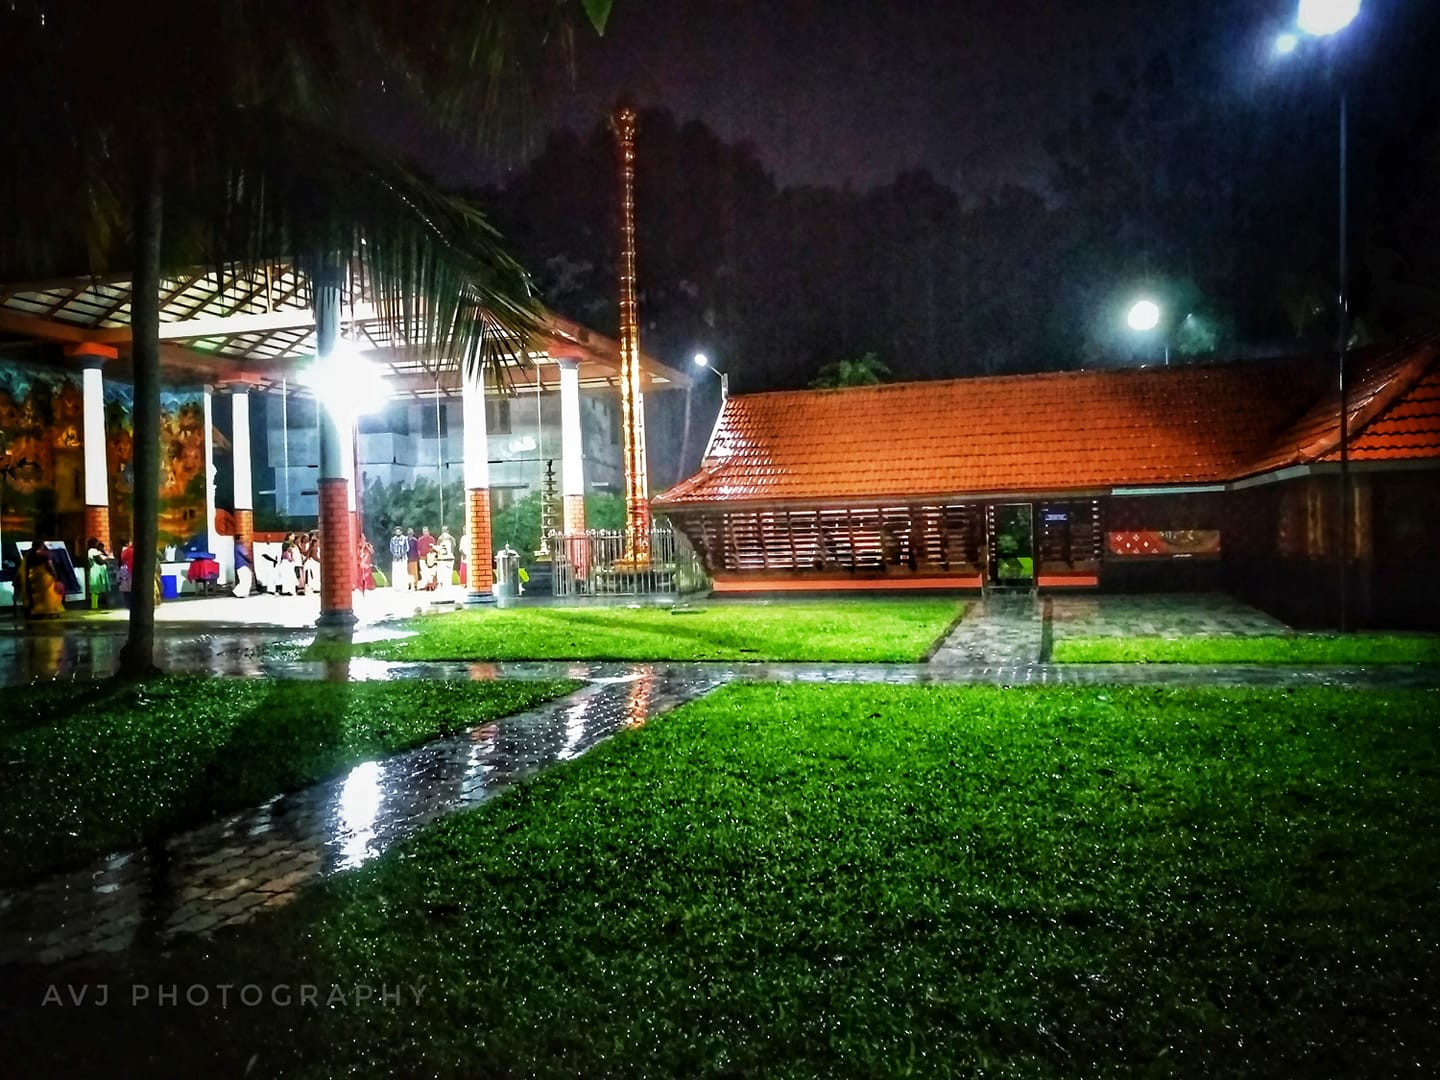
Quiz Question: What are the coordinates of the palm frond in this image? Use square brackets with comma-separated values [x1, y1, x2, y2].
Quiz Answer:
[192, 107, 544, 381]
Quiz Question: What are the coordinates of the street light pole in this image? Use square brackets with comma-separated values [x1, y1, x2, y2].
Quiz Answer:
[1279, 0, 1361, 631]
[1337, 90, 1350, 632]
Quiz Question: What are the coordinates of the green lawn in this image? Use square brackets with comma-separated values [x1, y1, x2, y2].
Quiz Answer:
[323, 599, 964, 662]
[0, 675, 579, 885]
[10, 683, 1437, 1077]
[1054, 633, 1440, 664]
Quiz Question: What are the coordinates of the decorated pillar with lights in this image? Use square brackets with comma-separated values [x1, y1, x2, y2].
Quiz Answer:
[461, 360, 494, 600]
[558, 358, 587, 533]
[229, 385, 254, 553]
[613, 104, 650, 563]
[312, 267, 356, 627]
[67, 343, 118, 550]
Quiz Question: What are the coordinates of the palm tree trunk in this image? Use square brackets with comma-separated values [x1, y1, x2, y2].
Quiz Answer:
[118, 149, 163, 679]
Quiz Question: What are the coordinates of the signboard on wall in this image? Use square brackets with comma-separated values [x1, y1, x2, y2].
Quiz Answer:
[1106, 530, 1221, 557]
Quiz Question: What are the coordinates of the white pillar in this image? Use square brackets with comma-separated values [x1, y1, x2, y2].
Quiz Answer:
[82, 364, 108, 508]
[231, 388, 252, 512]
[462, 365, 490, 491]
[558, 358, 585, 498]
[202, 384, 216, 555]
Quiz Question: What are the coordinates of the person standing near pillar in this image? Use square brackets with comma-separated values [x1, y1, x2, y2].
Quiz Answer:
[406, 527, 420, 590]
[389, 527, 409, 592]
[435, 525, 456, 590]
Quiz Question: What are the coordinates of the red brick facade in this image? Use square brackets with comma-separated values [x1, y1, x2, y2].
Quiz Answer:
[467, 487, 494, 592]
[233, 508, 254, 552]
[317, 478, 354, 617]
[83, 505, 110, 550]
[563, 493, 586, 534]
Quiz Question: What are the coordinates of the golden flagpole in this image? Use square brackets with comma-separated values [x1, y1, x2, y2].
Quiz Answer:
[612, 103, 651, 565]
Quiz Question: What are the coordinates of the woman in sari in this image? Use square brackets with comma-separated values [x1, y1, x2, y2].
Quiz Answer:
[17, 539, 66, 618]
[356, 534, 375, 592]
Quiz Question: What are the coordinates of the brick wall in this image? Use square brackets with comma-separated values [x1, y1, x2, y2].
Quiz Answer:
[233, 508, 254, 552]
[318, 478, 353, 614]
[83, 505, 110, 550]
[467, 487, 494, 591]
[563, 493, 586, 535]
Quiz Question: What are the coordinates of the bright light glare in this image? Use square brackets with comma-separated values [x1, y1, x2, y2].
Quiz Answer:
[693, 353, 710, 368]
[302, 339, 390, 420]
[1297, 0, 1360, 36]
[1274, 32, 1299, 54]
[1127, 299, 1161, 332]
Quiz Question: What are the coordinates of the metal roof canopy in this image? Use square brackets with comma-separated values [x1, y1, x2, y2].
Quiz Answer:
[0, 262, 690, 398]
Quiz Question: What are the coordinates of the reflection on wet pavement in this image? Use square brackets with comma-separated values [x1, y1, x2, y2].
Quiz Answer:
[0, 666, 713, 967]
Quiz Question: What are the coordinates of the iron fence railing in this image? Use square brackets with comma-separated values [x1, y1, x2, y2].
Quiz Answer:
[549, 524, 707, 598]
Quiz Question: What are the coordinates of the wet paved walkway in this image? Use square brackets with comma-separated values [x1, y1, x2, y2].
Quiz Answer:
[0, 666, 723, 968]
[3, 592, 1437, 969]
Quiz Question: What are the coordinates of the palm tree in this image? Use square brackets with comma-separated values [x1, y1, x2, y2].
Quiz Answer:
[810, 352, 892, 388]
[0, 0, 609, 676]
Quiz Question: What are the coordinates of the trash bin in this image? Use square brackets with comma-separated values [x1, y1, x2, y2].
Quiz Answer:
[161, 574, 180, 600]
[494, 545, 520, 598]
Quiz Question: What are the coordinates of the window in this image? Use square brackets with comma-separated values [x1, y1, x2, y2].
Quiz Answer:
[419, 401, 450, 439]
[486, 398, 511, 435]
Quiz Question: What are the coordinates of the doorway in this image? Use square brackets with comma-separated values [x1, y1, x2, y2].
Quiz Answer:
[991, 503, 1034, 584]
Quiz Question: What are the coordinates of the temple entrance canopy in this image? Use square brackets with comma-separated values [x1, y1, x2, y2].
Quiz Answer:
[0, 262, 689, 618]
[0, 263, 687, 397]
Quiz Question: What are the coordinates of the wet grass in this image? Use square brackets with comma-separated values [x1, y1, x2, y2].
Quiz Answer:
[8, 683, 1437, 1077]
[0, 675, 580, 885]
[313, 599, 964, 663]
[1054, 633, 1440, 665]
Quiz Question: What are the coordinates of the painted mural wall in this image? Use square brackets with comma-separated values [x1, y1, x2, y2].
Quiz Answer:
[0, 361, 207, 551]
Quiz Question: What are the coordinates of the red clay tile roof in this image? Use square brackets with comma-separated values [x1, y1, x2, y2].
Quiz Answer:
[654, 340, 1440, 509]
[1245, 339, 1440, 473]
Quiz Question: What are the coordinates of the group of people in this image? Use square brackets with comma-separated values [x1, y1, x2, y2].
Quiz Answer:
[387, 525, 462, 592]
[13, 535, 144, 618]
[271, 530, 322, 596]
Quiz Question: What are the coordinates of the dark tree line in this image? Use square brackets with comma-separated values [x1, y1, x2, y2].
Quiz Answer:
[483, 18, 1440, 397]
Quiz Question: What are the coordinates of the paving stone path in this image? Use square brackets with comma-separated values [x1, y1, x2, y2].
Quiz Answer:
[928, 591, 1046, 664]
[0, 666, 723, 968]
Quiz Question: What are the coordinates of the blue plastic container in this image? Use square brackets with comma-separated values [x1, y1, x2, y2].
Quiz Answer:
[161, 574, 179, 599]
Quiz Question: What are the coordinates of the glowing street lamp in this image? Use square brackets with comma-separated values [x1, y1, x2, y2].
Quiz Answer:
[1126, 299, 1161, 333]
[693, 351, 729, 397]
[679, 352, 727, 482]
[1297, 0, 1360, 36]
[1275, 0, 1362, 631]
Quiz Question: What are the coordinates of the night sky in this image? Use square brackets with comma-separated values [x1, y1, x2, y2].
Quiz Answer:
[377, 0, 1424, 195]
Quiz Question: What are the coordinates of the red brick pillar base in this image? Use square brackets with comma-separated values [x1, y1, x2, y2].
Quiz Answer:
[84, 505, 111, 550]
[317, 478, 356, 626]
[467, 487, 494, 600]
[233, 509, 254, 552]
[563, 493, 586, 535]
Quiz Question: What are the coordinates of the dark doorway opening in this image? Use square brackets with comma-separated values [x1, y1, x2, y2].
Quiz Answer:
[991, 503, 1034, 584]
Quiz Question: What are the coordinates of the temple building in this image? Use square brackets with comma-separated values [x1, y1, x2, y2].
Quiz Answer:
[655, 338, 1440, 628]
[0, 263, 686, 614]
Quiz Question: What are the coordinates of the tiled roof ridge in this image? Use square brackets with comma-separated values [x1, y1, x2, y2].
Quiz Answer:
[1240, 335, 1440, 476]
[1319, 337, 1440, 457]
[723, 351, 1315, 405]
[651, 337, 1440, 509]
